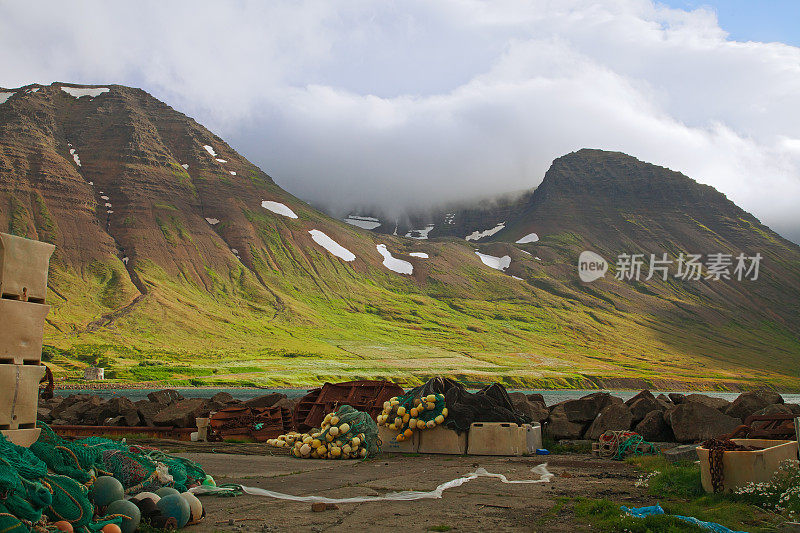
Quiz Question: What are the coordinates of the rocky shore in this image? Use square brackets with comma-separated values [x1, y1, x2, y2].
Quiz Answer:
[40, 388, 796, 443]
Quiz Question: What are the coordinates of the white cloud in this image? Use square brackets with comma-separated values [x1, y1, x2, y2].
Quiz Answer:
[1, 0, 798, 241]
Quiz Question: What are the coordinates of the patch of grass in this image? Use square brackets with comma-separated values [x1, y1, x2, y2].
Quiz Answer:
[573, 498, 705, 532]
[427, 526, 452, 532]
[542, 437, 592, 454]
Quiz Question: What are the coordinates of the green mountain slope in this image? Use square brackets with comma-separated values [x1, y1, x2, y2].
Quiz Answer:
[1, 84, 798, 389]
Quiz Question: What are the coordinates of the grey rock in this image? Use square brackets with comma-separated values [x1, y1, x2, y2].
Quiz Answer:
[585, 403, 633, 440]
[668, 402, 742, 442]
[725, 392, 772, 421]
[147, 389, 184, 405]
[629, 396, 664, 423]
[634, 410, 673, 441]
[684, 394, 730, 411]
[244, 393, 286, 409]
[153, 398, 212, 427]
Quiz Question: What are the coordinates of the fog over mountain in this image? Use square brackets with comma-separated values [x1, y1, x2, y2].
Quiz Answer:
[2, 0, 799, 243]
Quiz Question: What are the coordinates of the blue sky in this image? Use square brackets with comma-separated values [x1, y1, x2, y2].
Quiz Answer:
[661, 0, 800, 45]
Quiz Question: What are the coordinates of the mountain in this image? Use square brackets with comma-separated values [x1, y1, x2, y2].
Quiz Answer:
[1, 83, 798, 390]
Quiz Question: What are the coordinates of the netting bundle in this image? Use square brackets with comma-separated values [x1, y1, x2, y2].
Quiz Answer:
[0, 422, 208, 532]
[377, 387, 449, 443]
[266, 405, 379, 459]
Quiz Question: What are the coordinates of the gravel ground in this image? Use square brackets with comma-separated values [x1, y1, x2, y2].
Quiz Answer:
[176, 451, 651, 532]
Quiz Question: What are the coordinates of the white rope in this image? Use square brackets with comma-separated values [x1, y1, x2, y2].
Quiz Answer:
[190, 463, 553, 504]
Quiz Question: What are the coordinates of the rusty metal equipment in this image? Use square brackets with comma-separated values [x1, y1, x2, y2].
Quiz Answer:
[208, 405, 292, 442]
[292, 380, 404, 433]
[728, 414, 798, 440]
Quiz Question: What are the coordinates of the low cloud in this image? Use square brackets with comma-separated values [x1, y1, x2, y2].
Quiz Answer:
[2, 0, 799, 242]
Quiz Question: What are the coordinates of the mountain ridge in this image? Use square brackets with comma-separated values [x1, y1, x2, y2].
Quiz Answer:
[1, 82, 799, 389]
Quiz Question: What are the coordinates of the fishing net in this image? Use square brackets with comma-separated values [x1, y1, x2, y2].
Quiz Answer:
[377, 381, 450, 443]
[597, 430, 657, 460]
[267, 405, 379, 459]
[441, 381, 530, 432]
[0, 422, 208, 532]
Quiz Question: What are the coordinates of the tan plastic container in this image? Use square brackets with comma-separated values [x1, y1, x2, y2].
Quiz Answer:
[0, 299, 50, 364]
[0, 363, 45, 430]
[697, 439, 799, 493]
[0, 428, 41, 447]
[418, 425, 467, 454]
[378, 425, 419, 453]
[0, 233, 55, 303]
[522, 423, 543, 454]
[467, 422, 525, 456]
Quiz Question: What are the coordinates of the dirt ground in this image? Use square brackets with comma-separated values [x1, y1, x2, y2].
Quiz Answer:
[177, 451, 651, 533]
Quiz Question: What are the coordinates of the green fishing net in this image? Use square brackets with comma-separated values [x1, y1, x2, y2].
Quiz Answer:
[0, 422, 208, 532]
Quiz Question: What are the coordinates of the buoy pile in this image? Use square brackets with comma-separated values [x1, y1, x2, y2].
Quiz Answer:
[377, 393, 448, 442]
[266, 405, 379, 459]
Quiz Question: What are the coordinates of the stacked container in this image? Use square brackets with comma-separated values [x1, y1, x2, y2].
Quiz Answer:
[0, 233, 55, 447]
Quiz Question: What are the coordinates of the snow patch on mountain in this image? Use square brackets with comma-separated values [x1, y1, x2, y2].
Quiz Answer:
[512, 275, 523, 280]
[61, 87, 109, 98]
[181, 164, 189, 169]
[405, 224, 434, 239]
[466, 223, 505, 241]
[203, 145, 218, 157]
[230, 171, 236, 175]
[205, 217, 220, 225]
[409, 252, 429, 258]
[516, 233, 539, 244]
[261, 200, 298, 219]
[475, 252, 511, 271]
[376, 244, 413, 274]
[345, 215, 381, 230]
[216, 158, 227, 163]
[0, 92, 15, 104]
[69, 147, 81, 167]
[309, 230, 355, 262]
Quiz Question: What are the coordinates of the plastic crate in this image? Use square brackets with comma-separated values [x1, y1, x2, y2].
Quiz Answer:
[0, 364, 45, 430]
[698, 439, 799, 493]
[418, 425, 467, 455]
[522, 423, 542, 454]
[378, 425, 419, 453]
[0, 233, 55, 303]
[0, 299, 50, 364]
[467, 422, 525, 456]
[0, 428, 41, 447]
[293, 380, 404, 432]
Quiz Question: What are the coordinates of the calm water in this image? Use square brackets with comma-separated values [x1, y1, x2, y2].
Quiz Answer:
[55, 388, 800, 406]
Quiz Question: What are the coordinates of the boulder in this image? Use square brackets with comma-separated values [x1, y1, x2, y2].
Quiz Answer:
[37, 407, 53, 423]
[668, 402, 742, 443]
[153, 398, 212, 428]
[629, 396, 664, 423]
[556, 392, 621, 423]
[122, 409, 141, 426]
[625, 390, 655, 406]
[752, 404, 794, 418]
[545, 411, 587, 440]
[725, 392, 772, 421]
[585, 403, 633, 440]
[668, 393, 686, 405]
[211, 392, 236, 406]
[656, 393, 672, 404]
[510, 397, 549, 423]
[243, 393, 286, 409]
[634, 410, 673, 441]
[753, 390, 784, 405]
[526, 393, 545, 404]
[147, 389, 184, 405]
[785, 403, 800, 416]
[85, 397, 136, 425]
[684, 394, 730, 411]
[136, 400, 162, 427]
[56, 396, 103, 424]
